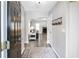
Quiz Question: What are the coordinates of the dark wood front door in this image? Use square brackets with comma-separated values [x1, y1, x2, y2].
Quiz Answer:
[7, 1, 21, 58]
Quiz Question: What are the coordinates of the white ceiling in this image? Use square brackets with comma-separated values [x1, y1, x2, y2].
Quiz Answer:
[21, 1, 57, 20]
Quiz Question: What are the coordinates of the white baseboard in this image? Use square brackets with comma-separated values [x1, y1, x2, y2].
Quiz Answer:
[21, 47, 25, 55]
[51, 46, 61, 58]
[47, 42, 61, 58]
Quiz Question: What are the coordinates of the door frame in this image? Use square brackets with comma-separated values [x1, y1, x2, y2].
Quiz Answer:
[1, 1, 7, 58]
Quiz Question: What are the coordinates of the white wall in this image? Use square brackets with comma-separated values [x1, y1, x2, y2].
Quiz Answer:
[30, 20, 47, 34]
[47, 16, 52, 44]
[21, 5, 31, 54]
[66, 2, 79, 58]
[48, 2, 68, 58]
[26, 17, 30, 44]
[48, 2, 79, 58]
[21, 5, 27, 54]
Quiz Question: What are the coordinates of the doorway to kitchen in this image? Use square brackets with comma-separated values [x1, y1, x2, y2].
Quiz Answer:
[26, 20, 48, 48]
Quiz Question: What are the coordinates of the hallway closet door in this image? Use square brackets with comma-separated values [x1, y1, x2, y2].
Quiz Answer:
[7, 1, 21, 58]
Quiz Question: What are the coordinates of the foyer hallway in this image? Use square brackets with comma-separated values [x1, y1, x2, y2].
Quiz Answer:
[1, 1, 79, 58]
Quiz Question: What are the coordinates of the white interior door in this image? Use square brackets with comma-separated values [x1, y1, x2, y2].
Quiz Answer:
[67, 2, 79, 58]
[1, 1, 7, 58]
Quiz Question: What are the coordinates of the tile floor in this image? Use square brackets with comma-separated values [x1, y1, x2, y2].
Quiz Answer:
[22, 47, 57, 58]
[22, 33, 57, 58]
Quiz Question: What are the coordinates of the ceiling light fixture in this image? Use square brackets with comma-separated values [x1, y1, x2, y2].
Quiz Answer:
[35, 1, 41, 5]
[38, 2, 40, 4]
[32, 1, 41, 5]
[32, 1, 46, 5]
